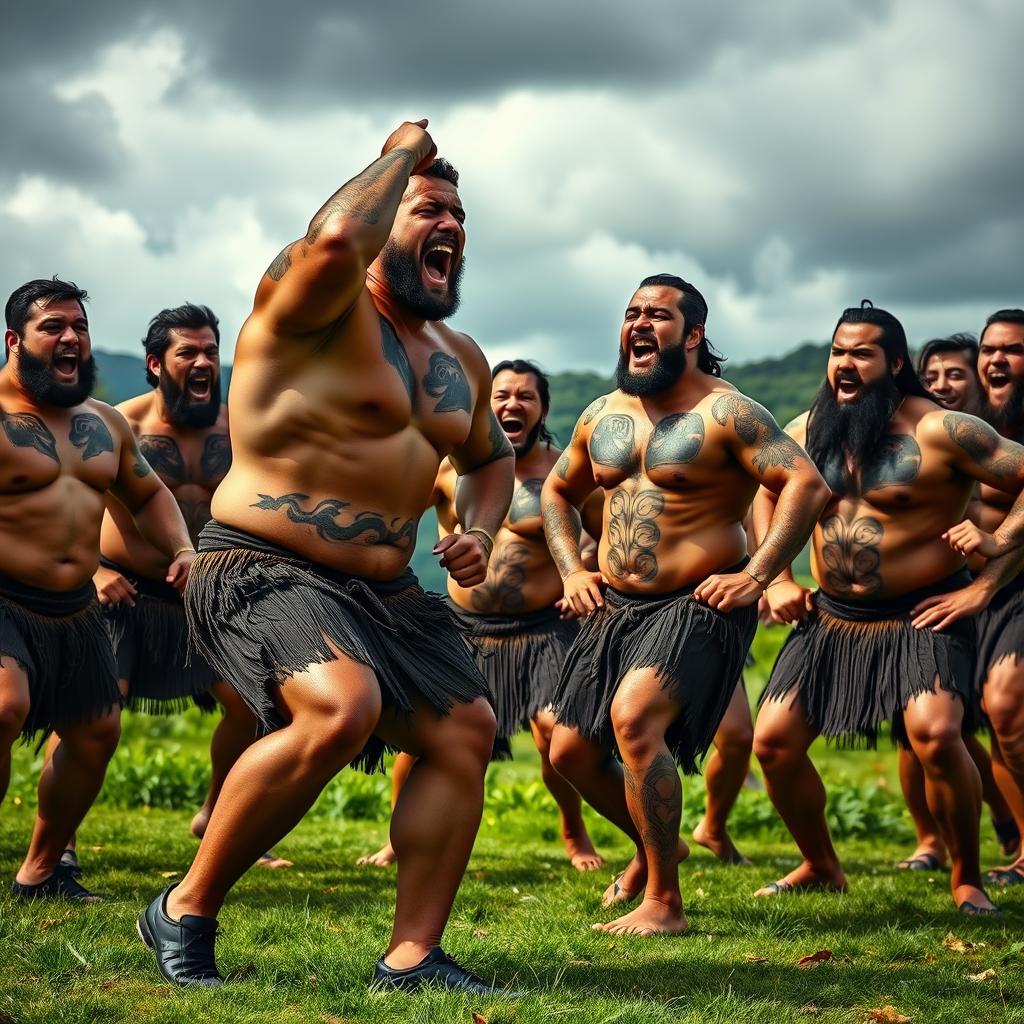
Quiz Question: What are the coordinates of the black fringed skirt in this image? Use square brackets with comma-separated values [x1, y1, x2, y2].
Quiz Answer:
[975, 574, 1024, 689]
[761, 570, 977, 748]
[184, 520, 490, 773]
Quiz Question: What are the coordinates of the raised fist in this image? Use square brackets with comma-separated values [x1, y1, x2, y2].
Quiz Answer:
[382, 119, 437, 174]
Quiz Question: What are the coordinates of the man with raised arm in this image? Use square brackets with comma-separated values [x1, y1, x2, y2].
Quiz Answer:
[0, 278, 195, 902]
[138, 121, 516, 994]
[543, 274, 829, 937]
[753, 301, 1024, 915]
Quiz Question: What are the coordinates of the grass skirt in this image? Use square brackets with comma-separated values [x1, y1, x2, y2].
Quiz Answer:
[975, 574, 1024, 688]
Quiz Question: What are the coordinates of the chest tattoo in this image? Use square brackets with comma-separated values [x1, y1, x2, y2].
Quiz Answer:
[423, 352, 471, 414]
[139, 435, 186, 485]
[1, 411, 59, 463]
[861, 434, 921, 493]
[380, 316, 415, 402]
[69, 413, 114, 460]
[644, 412, 705, 470]
[509, 478, 544, 523]
[200, 433, 232, 480]
[590, 414, 636, 470]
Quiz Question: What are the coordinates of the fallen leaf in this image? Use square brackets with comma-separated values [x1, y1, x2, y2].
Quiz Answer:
[744, 953, 769, 963]
[968, 969, 997, 982]
[326, 925, 342, 934]
[472, 1014, 488, 1024]
[473, 870, 487, 879]
[607, 943, 616, 951]
[99, 980, 118, 992]
[12, 797, 21, 806]
[472, 928, 490, 938]
[867, 1007, 911, 1023]
[694, 887, 707, 898]
[158, 870, 179, 879]
[799, 1008, 820, 1018]
[90, 846, 104, 852]
[943, 932, 976, 953]
[37, 919, 59, 930]
[797, 949, 833, 968]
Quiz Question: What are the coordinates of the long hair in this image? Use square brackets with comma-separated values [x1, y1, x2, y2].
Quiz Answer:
[638, 273, 726, 377]
[491, 358, 556, 446]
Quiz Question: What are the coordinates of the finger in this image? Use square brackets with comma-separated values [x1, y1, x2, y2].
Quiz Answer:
[587, 582, 605, 609]
[911, 605, 947, 629]
[577, 588, 596, 615]
[414, 118, 428, 127]
[910, 595, 942, 617]
[804, 592, 814, 611]
[432, 535, 459, 555]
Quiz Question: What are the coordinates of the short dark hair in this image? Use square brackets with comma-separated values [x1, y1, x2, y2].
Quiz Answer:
[980, 309, 1024, 343]
[637, 273, 726, 377]
[916, 332, 979, 377]
[419, 157, 459, 188]
[491, 358, 556, 447]
[142, 303, 220, 387]
[833, 299, 931, 399]
[5, 277, 88, 338]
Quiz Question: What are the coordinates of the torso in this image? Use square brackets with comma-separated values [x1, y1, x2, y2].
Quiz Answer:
[213, 290, 482, 579]
[99, 393, 231, 580]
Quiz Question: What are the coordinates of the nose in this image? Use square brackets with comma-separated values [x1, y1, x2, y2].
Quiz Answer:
[194, 352, 212, 369]
[436, 211, 463, 240]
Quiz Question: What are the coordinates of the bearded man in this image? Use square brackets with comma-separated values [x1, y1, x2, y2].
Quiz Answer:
[754, 301, 1024, 915]
[543, 274, 829, 936]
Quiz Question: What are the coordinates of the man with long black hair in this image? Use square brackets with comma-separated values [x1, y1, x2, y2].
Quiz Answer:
[754, 301, 1024, 914]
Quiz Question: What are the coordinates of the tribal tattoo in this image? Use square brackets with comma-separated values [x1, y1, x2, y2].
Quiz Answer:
[469, 541, 529, 613]
[820, 514, 883, 596]
[606, 487, 664, 582]
[130, 441, 152, 478]
[509, 477, 544, 523]
[485, 410, 514, 464]
[380, 315, 415, 402]
[861, 434, 921, 493]
[139, 435, 186, 485]
[251, 491, 416, 548]
[1, 412, 59, 463]
[200, 434, 232, 480]
[711, 394, 803, 473]
[644, 412, 705, 470]
[423, 352, 471, 414]
[590, 414, 636, 471]
[69, 413, 114, 460]
[554, 453, 570, 480]
[582, 396, 607, 425]
[266, 242, 296, 282]
[542, 496, 585, 578]
[624, 753, 681, 860]
[943, 412, 1024, 479]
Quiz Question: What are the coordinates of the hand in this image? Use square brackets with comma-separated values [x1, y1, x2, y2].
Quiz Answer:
[757, 593, 774, 626]
[764, 580, 815, 625]
[94, 565, 137, 607]
[166, 549, 197, 594]
[943, 520, 1006, 559]
[555, 596, 579, 621]
[563, 568, 607, 618]
[694, 571, 763, 612]
[435, 533, 489, 588]
[382, 119, 436, 174]
[911, 581, 994, 632]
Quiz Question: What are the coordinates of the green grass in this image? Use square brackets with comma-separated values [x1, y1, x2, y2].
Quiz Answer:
[2, 629, 1023, 1023]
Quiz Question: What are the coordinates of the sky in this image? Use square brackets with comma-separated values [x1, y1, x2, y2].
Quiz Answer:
[2, 0, 1021, 373]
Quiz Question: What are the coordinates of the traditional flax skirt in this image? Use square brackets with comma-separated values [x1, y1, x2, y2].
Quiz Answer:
[101, 557, 218, 714]
[184, 520, 490, 773]
[975, 574, 1024, 689]
[447, 601, 579, 756]
[761, 570, 977, 748]
[551, 565, 757, 775]
[0, 572, 121, 743]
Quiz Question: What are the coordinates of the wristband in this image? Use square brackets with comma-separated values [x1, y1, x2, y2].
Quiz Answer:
[464, 528, 494, 560]
[173, 546, 196, 559]
[765, 579, 790, 591]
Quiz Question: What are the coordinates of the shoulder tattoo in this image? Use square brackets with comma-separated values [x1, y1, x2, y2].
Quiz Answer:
[711, 394, 803, 473]
[423, 352, 471, 414]
[69, 413, 114, 460]
[1, 411, 59, 463]
[943, 413, 1023, 478]
[509, 477, 544, 523]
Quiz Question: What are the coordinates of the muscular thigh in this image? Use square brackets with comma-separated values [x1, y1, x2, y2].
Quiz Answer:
[0, 656, 30, 718]
[610, 667, 683, 737]
[375, 695, 495, 760]
[753, 692, 817, 751]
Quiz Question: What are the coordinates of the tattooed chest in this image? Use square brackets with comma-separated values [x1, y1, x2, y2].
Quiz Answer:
[506, 477, 544, 530]
[0, 410, 117, 491]
[469, 541, 530, 613]
[138, 433, 231, 493]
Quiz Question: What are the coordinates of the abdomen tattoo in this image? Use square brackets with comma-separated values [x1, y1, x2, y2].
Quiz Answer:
[251, 492, 416, 549]
[820, 514, 883, 595]
[470, 541, 529, 613]
[605, 488, 665, 582]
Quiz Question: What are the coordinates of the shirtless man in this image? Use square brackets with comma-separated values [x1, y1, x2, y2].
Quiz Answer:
[359, 359, 604, 872]
[139, 120, 516, 994]
[0, 278, 195, 901]
[754, 301, 1024, 915]
[544, 274, 829, 937]
[897, 330, 1019, 870]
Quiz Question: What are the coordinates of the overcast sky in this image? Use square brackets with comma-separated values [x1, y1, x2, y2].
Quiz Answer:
[3, 1, 1021, 374]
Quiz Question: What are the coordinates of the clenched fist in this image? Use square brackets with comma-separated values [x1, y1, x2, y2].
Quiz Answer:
[382, 119, 437, 174]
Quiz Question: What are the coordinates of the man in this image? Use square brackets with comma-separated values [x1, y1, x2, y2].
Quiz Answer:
[51, 303, 290, 876]
[754, 301, 1024, 915]
[897, 329, 1019, 870]
[139, 120, 516, 994]
[543, 274, 829, 937]
[359, 359, 604, 872]
[0, 278, 195, 901]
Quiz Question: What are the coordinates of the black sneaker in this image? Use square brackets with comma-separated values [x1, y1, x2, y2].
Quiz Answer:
[138, 885, 223, 988]
[371, 947, 521, 997]
[59, 847, 82, 879]
[11, 863, 103, 902]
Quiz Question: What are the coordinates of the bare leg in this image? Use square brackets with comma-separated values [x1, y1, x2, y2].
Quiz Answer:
[0, 659, 31, 806]
[902, 688, 993, 911]
[989, 736, 1024, 863]
[356, 751, 416, 867]
[982, 659, 1024, 878]
[753, 695, 846, 895]
[531, 708, 602, 871]
[15, 706, 121, 887]
[167, 649, 382, 921]
[968, 733, 1015, 827]
[374, 696, 496, 969]
[896, 747, 947, 867]
[693, 682, 753, 865]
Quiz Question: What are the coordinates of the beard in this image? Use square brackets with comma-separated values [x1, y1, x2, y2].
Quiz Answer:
[983, 379, 1024, 436]
[16, 346, 96, 408]
[511, 419, 543, 457]
[806, 373, 900, 489]
[615, 341, 687, 397]
[378, 238, 464, 321]
[159, 371, 222, 428]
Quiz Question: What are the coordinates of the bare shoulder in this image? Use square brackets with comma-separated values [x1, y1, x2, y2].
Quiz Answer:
[705, 388, 780, 432]
[917, 405, 999, 455]
[782, 410, 810, 443]
[575, 391, 619, 434]
[81, 398, 133, 443]
[445, 328, 489, 379]
[113, 391, 153, 432]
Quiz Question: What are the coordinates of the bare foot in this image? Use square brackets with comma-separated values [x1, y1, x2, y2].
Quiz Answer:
[954, 883, 999, 915]
[565, 831, 604, 872]
[256, 851, 294, 869]
[753, 861, 847, 897]
[601, 838, 690, 908]
[189, 805, 212, 840]
[692, 818, 752, 866]
[593, 898, 689, 936]
[357, 842, 396, 868]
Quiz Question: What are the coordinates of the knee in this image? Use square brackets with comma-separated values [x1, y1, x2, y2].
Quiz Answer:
[907, 721, 962, 768]
[716, 720, 754, 759]
[304, 703, 379, 765]
[609, 701, 660, 762]
[451, 698, 498, 765]
[65, 709, 122, 766]
[985, 683, 1024, 743]
[0, 694, 29, 744]
[548, 725, 588, 780]
[753, 728, 796, 773]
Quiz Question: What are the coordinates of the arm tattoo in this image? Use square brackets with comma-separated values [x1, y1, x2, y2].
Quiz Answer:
[711, 394, 802, 473]
[509, 478, 544, 523]
[69, 413, 114, 460]
[266, 242, 296, 282]
[589, 414, 636, 470]
[644, 412, 705, 470]
[606, 488, 664, 582]
[139, 435, 186, 485]
[582, 396, 607, 425]
[380, 316, 415, 402]
[200, 434, 232, 480]
[469, 541, 529, 613]
[820, 514, 883, 596]
[861, 435, 920, 493]
[542, 495, 585, 577]
[943, 413, 1023, 479]
[486, 410, 512, 461]
[423, 352, 471, 414]
[251, 491, 416, 549]
[624, 752, 681, 860]
[130, 441, 152, 478]
[554, 453, 570, 480]
[1, 412, 59, 463]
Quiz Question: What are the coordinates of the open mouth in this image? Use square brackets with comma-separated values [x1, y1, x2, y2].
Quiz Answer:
[987, 371, 1012, 392]
[835, 375, 862, 399]
[422, 239, 455, 288]
[629, 336, 658, 368]
[500, 416, 525, 443]
[52, 350, 79, 381]
[187, 371, 212, 401]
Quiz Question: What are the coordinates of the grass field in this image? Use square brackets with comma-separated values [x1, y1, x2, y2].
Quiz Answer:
[2, 627, 1023, 1024]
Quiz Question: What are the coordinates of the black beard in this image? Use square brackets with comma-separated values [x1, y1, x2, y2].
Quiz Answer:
[16, 347, 96, 408]
[511, 419, 543, 457]
[983, 379, 1024, 437]
[159, 371, 221, 428]
[806, 374, 900, 491]
[378, 238, 464, 321]
[615, 342, 687, 396]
